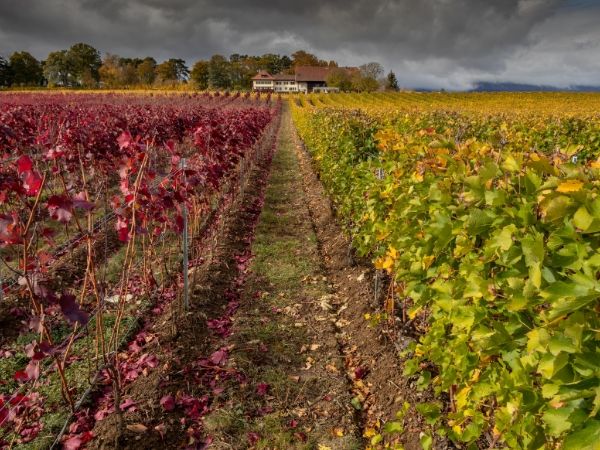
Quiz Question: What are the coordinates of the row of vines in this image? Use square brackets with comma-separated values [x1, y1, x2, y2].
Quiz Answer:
[292, 94, 600, 449]
[0, 92, 279, 448]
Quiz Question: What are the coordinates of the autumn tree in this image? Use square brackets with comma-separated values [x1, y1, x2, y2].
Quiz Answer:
[137, 57, 156, 85]
[291, 50, 329, 68]
[190, 60, 209, 90]
[350, 62, 384, 92]
[98, 53, 122, 87]
[9, 51, 43, 86]
[326, 68, 352, 91]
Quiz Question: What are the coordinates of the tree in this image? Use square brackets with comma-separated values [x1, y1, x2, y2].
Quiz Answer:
[137, 57, 156, 85]
[350, 62, 384, 92]
[0, 56, 12, 87]
[386, 71, 399, 91]
[67, 43, 101, 87]
[326, 68, 352, 91]
[360, 62, 384, 80]
[291, 50, 329, 68]
[208, 55, 230, 89]
[118, 58, 140, 86]
[9, 51, 43, 86]
[190, 60, 209, 90]
[352, 75, 380, 92]
[98, 53, 122, 87]
[43, 50, 71, 86]
[156, 59, 189, 84]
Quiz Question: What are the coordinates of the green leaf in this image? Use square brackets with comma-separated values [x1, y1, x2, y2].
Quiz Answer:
[527, 328, 550, 353]
[370, 434, 383, 445]
[415, 402, 441, 425]
[548, 335, 578, 355]
[350, 396, 362, 410]
[485, 190, 506, 207]
[542, 407, 574, 436]
[541, 195, 573, 222]
[573, 206, 594, 231]
[522, 232, 544, 266]
[489, 224, 516, 252]
[420, 431, 433, 450]
[383, 421, 404, 434]
[538, 352, 570, 379]
[542, 383, 560, 399]
[563, 420, 600, 450]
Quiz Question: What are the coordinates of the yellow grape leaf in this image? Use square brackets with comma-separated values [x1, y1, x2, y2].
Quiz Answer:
[502, 155, 520, 172]
[422, 255, 435, 270]
[318, 445, 332, 450]
[363, 428, 377, 438]
[556, 180, 584, 193]
[413, 171, 424, 182]
[590, 161, 600, 169]
[408, 306, 422, 320]
[455, 386, 472, 409]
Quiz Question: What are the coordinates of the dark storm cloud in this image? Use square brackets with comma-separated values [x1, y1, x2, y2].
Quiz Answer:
[0, 0, 599, 89]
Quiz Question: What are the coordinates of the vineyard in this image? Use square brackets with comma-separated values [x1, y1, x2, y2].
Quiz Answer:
[1, 90, 600, 450]
[292, 92, 600, 449]
[0, 91, 279, 449]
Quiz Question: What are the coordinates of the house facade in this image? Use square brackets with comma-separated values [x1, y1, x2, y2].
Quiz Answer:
[252, 66, 356, 93]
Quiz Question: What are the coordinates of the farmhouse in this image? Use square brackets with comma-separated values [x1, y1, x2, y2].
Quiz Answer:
[252, 66, 357, 93]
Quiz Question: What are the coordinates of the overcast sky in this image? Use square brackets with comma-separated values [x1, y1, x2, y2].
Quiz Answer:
[1, 0, 599, 89]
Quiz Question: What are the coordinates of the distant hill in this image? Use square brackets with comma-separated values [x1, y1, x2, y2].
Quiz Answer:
[470, 82, 600, 92]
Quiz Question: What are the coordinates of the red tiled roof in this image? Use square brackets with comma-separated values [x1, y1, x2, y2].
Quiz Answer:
[252, 66, 359, 83]
[251, 70, 274, 80]
[272, 73, 296, 81]
[294, 66, 359, 82]
[294, 66, 330, 82]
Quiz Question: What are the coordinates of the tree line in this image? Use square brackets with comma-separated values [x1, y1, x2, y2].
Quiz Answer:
[0, 43, 400, 91]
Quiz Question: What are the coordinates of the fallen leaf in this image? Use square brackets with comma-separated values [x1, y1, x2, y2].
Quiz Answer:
[256, 383, 270, 396]
[160, 395, 175, 411]
[325, 364, 339, 374]
[126, 423, 148, 433]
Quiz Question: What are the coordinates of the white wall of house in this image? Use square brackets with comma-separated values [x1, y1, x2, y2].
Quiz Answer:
[253, 78, 311, 93]
[274, 81, 298, 92]
[252, 80, 274, 90]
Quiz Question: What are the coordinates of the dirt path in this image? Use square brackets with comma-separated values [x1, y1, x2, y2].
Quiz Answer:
[291, 112, 427, 450]
[202, 105, 361, 449]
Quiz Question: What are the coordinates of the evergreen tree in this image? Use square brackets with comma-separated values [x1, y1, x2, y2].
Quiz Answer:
[386, 71, 399, 91]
